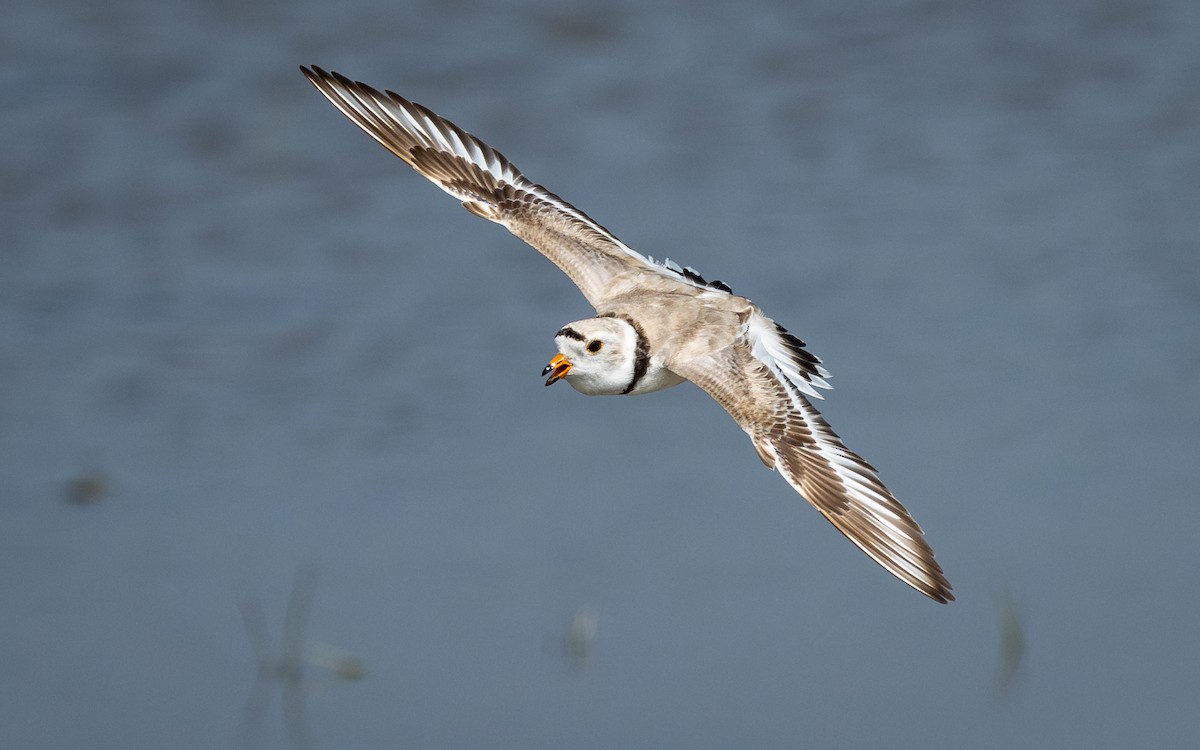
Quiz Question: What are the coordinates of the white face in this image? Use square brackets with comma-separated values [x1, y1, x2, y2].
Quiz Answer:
[542, 317, 639, 396]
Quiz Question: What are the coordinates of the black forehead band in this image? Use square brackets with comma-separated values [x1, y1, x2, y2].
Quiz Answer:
[556, 327, 587, 342]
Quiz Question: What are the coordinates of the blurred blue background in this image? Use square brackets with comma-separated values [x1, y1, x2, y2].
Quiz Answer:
[3, 0, 1198, 747]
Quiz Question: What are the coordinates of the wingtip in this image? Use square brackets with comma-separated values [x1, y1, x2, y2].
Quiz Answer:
[919, 570, 955, 604]
[301, 65, 359, 91]
[928, 583, 955, 604]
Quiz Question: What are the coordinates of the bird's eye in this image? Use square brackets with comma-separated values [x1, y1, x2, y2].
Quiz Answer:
[587, 340, 603, 353]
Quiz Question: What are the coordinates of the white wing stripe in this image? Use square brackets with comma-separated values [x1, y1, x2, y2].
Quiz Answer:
[304, 67, 746, 297]
[789, 391, 926, 539]
[745, 314, 832, 402]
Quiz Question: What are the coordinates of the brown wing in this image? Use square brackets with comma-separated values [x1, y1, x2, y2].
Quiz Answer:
[302, 66, 697, 308]
[672, 328, 954, 604]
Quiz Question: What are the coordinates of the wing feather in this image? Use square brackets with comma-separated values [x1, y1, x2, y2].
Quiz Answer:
[302, 66, 734, 307]
[672, 314, 954, 603]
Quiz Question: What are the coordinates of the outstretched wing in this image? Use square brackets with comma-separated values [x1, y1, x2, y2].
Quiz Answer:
[671, 312, 954, 603]
[302, 66, 727, 308]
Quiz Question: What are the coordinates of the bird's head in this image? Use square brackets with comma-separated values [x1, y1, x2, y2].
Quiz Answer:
[542, 317, 639, 396]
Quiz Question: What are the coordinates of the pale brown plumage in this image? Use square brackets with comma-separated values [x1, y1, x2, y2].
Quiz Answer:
[302, 66, 953, 603]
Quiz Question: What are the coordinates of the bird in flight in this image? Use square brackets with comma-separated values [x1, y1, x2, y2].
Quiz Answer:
[301, 66, 953, 603]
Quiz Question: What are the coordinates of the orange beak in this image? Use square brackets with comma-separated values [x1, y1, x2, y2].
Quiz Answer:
[542, 353, 572, 386]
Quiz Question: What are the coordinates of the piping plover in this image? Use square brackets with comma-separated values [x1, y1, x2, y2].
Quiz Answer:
[302, 67, 953, 603]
